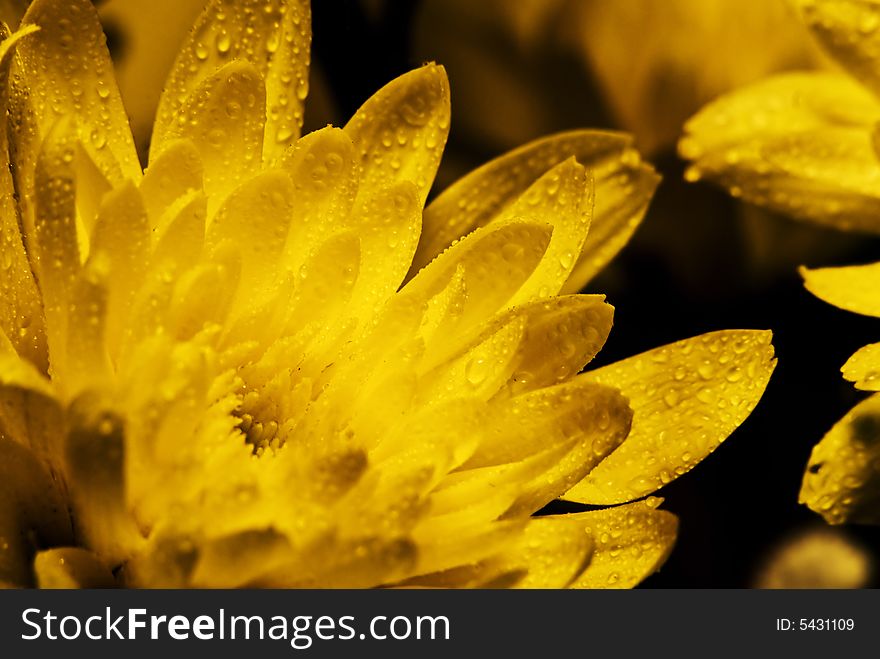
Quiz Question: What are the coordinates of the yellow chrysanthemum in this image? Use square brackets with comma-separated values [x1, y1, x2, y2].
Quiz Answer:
[0, 0, 775, 589]
[680, 0, 880, 524]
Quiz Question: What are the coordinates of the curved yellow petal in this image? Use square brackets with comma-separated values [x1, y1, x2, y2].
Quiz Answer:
[0, 24, 46, 371]
[348, 181, 422, 318]
[161, 60, 266, 216]
[18, 0, 140, 183]
[566, 330, 776, 505]
[424, 294, 613, 400]
[503, 158, 593, 304]
[800, 392, 880, 524]
[139, 139, 204, 232]
[66, 262, 112, 395]
[562, 148, 659, 293]
[802, 261, 880, 317]
[567, 500, 678, 589]
[344, 64, 450, 206]
[842, 342, 880, 390]
[34, 547, 116, 588]
[33, 119, 81, 385]
[89, 182, 149, 360]
[0, 436, 73, 587]
[680, 72, 880, 232]
[404, 221, 552, 338]
[479, 517, 594, 589]
[418, 315, 525, 404]
[412, 130, 658, 286]
[459, 380, 633, 520]
[279, 126, 358, 271]
[207, 169, 294, 297]
[152, 0, 311, 163]
[400, 516, 593, 589]
[795, 0, 880, 97]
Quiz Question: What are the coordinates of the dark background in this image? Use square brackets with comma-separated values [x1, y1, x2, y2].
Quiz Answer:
[307, 0, 880, 588]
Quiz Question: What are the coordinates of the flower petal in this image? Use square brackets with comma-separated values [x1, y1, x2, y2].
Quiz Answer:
[680, 72, 880, 232]
[0, 351, 62, 463]
[795, 0, 880, 96]
[139, 139, 204, 232]
[404, 221, 552, 338]
[463, 380, 632, 516]
[0, 25, 46, 370]
[567, 500, 679, 589]
[566, 330, 776, 505]
[0, 436, 73, 587]
[488, 517, 594, 588]
[34, 547, 116, 588]
[344, 64, 450, 206]
[160, 60, 266, 216]
[563, 148, 660, 292]
[152, 0, 311, 163]
[207, 169, 294, 297]
[421, 294, 613, 400]
[66, 262, 112, 396]
[32, 118, 81, 384]
[800, 393, 880, 524]
[279, 126, 359, 271]
[802, 261, 880, 317]
[503, 158, 593, 303]
[842, 342, 880, 390]
[89, 182, 149, 359]
[411, 130, 658, 287]
[17, 0, 140, 183]
[402, 516, 593, 589]
[64, 391, 144, 564]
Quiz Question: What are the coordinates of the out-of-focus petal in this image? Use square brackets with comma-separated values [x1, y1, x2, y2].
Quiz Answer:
[842, 342, 880, 390]
[566, 330, 776, 504]
[681, 72, 880, 232]
[64, 391, 145, 563]
[152, 0, 311, 163]
[802, 261, 880, 316]
[34, 547, 116, 588]
[0, 437, 73, 587]
[753, 527, 873, 588]
[568, 500, 678, 589]
[800, 392, 880, 524]
[344, 64, 450, 207]
[0, 352, 62, 464]
[17, 0, 141, 184]
[575, 0, 822, 154]
[795, 0, 880, 96]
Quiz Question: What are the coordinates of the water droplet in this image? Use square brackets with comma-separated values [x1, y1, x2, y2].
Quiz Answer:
[216, 32, 232, 54]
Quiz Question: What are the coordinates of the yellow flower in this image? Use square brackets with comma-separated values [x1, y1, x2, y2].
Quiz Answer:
[680, 0, 880, 524]
[0, 0, 775, 589]
[414, 0, 822, 156]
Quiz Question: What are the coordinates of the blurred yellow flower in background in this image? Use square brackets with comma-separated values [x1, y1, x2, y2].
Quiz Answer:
[752, 526, 873, 588]
[681, 0, 880, 525]
[414, 0, 823, 157]
[0, 0, 776, 589]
